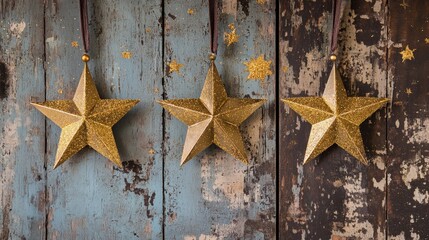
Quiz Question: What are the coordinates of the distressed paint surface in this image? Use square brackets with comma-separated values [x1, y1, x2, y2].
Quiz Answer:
[0, 1, 46, 238]
[163, 0, 276, 239]
[44, 0, 163, 239]
[279, 0, 388, 239]
[1, 0, 429, 239]
[387, 1, 429, 239]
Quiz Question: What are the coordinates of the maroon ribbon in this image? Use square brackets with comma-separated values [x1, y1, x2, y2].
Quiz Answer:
[209, 0, 218, 55]
[79, 0, 90, 53]
[330, 0, 345, 55]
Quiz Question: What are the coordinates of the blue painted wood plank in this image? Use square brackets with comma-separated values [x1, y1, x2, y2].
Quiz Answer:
[163, 0, 276, 238]
[44, 0, 163, 239]
[0, 0, 46, 238]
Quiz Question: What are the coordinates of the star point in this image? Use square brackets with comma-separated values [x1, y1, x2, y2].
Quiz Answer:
[159, 61, 265, 165]
[283, 65, 388, 165]
[32, 62, 139, 169]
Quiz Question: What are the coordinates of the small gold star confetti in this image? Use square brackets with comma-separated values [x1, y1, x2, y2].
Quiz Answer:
[167, 60, 184, 74]
[400, 45, 416, 62]
[282, 66, 288, 73]
[187, 8, 195, 15]
[257, 0, 267, 5]
[282, 65, 388, 165]
[122, 51, 132, 59]
[224, 23, 239, 47]
[158, 61, 265, 165]
[71, 41, 79, 48]
[425, 38, 429, 44]
[57, 89, 63, 94]
[148, 149, 156, 155]
[400, 0, 409, 9]
[146, 28, 152, 33]
[31, 55, 139, 169]
[243, 55, 272, 81]
[405, 88, 412, 95]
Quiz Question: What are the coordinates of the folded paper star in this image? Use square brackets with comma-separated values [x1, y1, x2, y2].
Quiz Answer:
[159, 61, 265, 165]
[282, 65, 388, 165]
[32, 59, 139, 169]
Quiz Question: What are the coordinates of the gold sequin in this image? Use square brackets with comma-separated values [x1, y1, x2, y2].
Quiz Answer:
[400, 45, 416, 62]
[167, 60, 184, 74]
[224, 23, 239, 46]
[243, 55, 272, 81]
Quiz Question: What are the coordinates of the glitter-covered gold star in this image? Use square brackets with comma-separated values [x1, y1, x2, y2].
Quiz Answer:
[243, 55, 272, 81]
[405, 88, 412, 95]
[167, 60, 184, 74]
[31, 55, 139, 169]
[224, 23, 239, 46]
[425, 38, 429, 44]
[400, 45, 416, 62]
[282, 65, 388, 165]
[159, 60, 265, 165]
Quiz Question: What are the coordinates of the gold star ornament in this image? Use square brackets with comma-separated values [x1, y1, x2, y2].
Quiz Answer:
[32, 55, 139, 169]
[282, 65, 388, 165]
[159, 59, 265, 165]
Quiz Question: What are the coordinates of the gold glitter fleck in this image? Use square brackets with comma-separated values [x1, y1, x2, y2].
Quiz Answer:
[400, 0, 409, 9]
[148, 149, 156, 155]
[71, 41, 79, 48]
[405, 88, 412, 95]
[400, 45, 416, 62]
[122, 51, 132, 59]
[281, 66, 288, 73]
[167, 60, 184, 74]
[57, 89, 63, 94]
[146, 28, 152, 33]
[243, 55, 272, 81]
[187, 8, 195, 15]
[425, 38, 429, 44]
[257, 0, 267, 5]
[224, 23, 239, 47]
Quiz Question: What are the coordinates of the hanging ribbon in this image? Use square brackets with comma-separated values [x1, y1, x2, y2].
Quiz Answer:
[79, 0, 90, 53]
[209, 0, 218, 55]
[330, 0, 346, 57]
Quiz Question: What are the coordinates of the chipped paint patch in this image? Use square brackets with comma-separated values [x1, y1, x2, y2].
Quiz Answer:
[9, 21, 26, 37]
[413, 187, 429, 204]
[331, 173, 383, 239]
[402, 118, 429, 144]
[222, 0, 237, 16]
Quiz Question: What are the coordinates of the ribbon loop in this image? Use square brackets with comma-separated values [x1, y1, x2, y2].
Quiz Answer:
[79, 0, 90, 53]
[209, 0, 218, 55]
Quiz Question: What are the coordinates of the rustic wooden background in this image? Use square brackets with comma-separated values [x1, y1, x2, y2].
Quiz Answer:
[0, 0, 427, 239]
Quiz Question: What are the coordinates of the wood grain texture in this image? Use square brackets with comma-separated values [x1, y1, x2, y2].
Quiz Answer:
[1, 0, 429, 239]
[279, 0, 388, 239]
[44, 0, 163, 238]
[0, 1, 46, 238]
[163, 0, 276, 238]
[387, 1, 429, 239]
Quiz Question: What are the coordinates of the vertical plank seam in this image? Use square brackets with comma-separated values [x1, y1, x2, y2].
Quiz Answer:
[384, 0, 390, 239]
[43, 0, 49, 239]
[161, 0, 166, 239]
[275, 0, 280, 238]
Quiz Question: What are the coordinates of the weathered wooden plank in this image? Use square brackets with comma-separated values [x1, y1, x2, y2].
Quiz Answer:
[387, 1, 429, 239]
[279, 0, 388, 239]
[0, 0, 46, 238]
[163, 0, 276, 238]
[44, 0, 163, 238]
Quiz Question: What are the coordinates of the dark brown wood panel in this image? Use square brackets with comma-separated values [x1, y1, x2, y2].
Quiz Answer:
[387, 1, 429, 239]
[279, 0, 388, 239]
